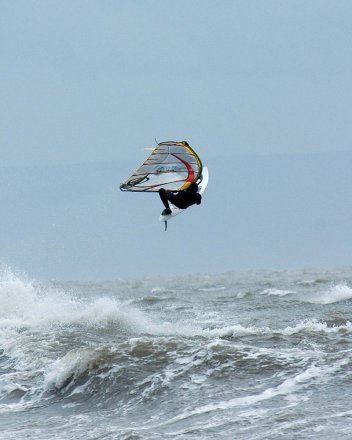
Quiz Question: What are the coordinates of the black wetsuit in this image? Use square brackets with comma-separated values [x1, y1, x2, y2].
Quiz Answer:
[159, 188, 201, 210]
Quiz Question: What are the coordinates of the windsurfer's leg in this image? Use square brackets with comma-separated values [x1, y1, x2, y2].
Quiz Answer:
[159, 189, 172, 215]
[159, 189, 171, 210]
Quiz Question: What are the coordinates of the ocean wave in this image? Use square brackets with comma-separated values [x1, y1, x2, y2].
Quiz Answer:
[43, 347, 113, 392]
[307, 283, 352, 304]
[2, 269, 351, 342]
[139, 294, 169, 304]
[200, 319, 352, 340]
[158, 357, 349, 428]
[2, 266, 352, 439]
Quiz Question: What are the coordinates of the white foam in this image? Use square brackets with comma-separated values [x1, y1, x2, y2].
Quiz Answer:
[199, 286, 226, 292]
[0, 269, 156, 333]
[204, 324, 268, 338]
[150, 287, 164, 293]
[281, 319, 352, 335]
[0, 269, 78, 329]
[260, 288, 293, 296]
[310, 283, 352, 304]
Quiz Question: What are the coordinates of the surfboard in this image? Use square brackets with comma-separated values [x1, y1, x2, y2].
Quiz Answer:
[159, 166, 209, 229]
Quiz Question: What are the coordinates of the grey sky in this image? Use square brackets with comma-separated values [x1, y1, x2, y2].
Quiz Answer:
[2, 1, 352, 167]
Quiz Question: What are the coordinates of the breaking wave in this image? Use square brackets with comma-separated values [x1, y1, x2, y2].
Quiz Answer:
[308, 283, 352, 304]
[0, 269, 156, 333]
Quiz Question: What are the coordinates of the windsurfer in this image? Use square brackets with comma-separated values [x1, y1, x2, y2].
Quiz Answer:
[159, 182, 202, 215]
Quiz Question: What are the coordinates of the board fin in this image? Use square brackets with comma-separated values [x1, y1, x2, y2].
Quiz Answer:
[164, 221, 168, 231]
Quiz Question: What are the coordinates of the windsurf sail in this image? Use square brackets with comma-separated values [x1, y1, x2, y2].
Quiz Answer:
[120, 141, 203, 192]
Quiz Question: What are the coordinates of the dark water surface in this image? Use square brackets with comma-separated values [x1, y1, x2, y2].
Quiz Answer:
[1, 268, 352, 439]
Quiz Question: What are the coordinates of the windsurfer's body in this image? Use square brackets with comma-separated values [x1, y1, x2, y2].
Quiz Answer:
[159, 182, 201, 215]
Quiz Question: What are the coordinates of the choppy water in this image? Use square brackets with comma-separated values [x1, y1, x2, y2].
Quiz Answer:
[1, 267, 352, 439]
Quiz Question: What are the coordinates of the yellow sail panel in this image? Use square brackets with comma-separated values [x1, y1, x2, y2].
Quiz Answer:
[120, 141, 203, 192]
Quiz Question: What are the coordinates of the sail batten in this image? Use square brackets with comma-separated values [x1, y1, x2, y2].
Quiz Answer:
[120, 141, 203, 192]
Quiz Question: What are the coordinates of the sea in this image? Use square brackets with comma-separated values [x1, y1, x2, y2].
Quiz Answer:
[1, 267, 352, 439]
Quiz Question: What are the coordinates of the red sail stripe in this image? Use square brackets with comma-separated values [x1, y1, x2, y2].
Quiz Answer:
[172, 154, 195, 182]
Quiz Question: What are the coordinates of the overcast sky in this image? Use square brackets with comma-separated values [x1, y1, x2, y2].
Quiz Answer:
[1, 0, 352, 167]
